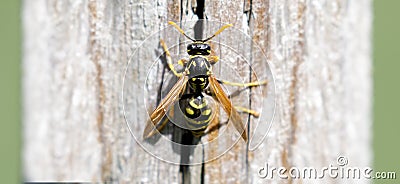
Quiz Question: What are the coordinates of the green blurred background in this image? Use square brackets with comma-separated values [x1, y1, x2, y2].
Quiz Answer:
[373, 1, 400, 182]
[0, 0, 399, 183]
[0, 0, 21, 183]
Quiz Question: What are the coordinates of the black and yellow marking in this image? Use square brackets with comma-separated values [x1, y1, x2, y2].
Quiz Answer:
[188, 97, 207, 109]
[185, 107, 195, 115]
[145, 21, 266, 142]
[180, 95, 214, 136]
[202, 109, 212, 116]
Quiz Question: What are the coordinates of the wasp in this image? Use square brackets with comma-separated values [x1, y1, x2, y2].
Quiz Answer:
[143, 21, 267, 142]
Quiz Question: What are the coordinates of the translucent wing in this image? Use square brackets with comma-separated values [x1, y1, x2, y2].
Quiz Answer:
[143, 76, 188, 139]
[208, 75, 247, 142]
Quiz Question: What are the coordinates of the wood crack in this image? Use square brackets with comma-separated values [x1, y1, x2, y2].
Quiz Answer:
[243, 0, 253, 182]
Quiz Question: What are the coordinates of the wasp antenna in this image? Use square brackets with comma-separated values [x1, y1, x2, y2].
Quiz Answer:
[203, 23, 233, 42]
[168, 21, 195, 42]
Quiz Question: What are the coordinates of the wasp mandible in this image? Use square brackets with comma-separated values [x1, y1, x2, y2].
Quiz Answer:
[143, 21, 267, 142]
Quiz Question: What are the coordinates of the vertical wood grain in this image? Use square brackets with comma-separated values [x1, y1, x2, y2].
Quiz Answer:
[24, 0, 372, 183]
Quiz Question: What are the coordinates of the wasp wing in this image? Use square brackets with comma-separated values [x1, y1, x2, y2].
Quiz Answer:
[208, 75, 247, 142]
[143, 76, 188, 139]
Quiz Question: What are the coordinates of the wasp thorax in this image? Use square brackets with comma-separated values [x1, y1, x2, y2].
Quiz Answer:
[187, 56, 211, 78]
[187, 43, 211, 55]
[189, 76, 209, 91]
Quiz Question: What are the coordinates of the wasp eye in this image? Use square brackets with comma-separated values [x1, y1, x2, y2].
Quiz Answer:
[187, 44, 195, 50]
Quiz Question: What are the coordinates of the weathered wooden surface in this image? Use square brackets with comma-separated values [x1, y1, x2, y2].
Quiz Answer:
[23, 0, 372, 183]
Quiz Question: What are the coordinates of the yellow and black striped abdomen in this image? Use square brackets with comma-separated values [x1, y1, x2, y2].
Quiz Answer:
[180, 95, 214, 136]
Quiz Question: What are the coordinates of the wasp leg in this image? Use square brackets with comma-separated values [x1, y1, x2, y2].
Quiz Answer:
[160, 39, 183, 77]
[208, 55, 219, 65]
[204, 106, 259, 136]
[234, 106, 260, 118]
[217, 79, 268, 87]
[177, 59, 187, 66]
[204, 119, 228, 136]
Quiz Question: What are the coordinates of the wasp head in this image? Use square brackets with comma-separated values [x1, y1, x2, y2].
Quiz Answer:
[167, 21, 231, 55]
[187, 42, 211, 55]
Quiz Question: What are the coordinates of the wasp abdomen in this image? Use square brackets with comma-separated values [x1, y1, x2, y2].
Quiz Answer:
[179, 95, 214, 136]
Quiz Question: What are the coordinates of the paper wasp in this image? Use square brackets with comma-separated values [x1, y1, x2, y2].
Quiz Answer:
[143, 21, 267, 142]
